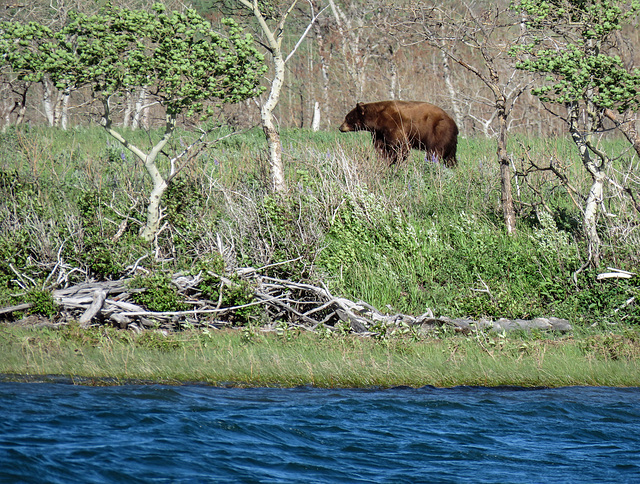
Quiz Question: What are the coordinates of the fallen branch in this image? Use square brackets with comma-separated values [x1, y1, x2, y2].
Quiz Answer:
[1, 268, 574, 335]
[0, 302, 33, 316]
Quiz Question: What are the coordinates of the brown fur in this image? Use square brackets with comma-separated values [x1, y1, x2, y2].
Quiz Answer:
[339, 100, 459, 167]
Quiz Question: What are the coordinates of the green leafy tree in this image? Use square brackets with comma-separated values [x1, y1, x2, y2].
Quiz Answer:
[0, 20, 55, 127]
[0, 2, 266, 241]
[511, 0, 640, 266]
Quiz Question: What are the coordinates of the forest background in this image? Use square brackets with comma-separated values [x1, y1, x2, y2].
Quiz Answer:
[1, 0, 578, 135]
[2, 0, 640, 335]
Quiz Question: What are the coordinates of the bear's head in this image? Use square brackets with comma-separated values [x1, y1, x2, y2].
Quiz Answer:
[339, 102, 367, 132]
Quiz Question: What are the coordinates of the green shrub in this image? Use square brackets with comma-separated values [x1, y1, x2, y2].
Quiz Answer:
[3, 126, 640, 328]
[130, 273, 187, 312]
[26, 289, 57, 318]
[194, 263, 260, 325]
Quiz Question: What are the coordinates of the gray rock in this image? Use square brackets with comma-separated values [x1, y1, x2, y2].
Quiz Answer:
[548, 317, 572, 331]
[415, 315, 572, 334]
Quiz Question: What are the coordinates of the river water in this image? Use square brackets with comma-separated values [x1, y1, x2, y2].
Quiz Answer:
[1, 382, 639, 483]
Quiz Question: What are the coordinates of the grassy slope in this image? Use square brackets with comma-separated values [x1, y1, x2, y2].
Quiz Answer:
[1, 125, 639, 329]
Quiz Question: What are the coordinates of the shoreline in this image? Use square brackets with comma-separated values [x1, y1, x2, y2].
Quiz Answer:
[0, 372, 632, 390]
[2, 324, 640, 389]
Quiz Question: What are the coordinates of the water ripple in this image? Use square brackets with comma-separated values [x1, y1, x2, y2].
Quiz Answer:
[0, 384, 639, 483]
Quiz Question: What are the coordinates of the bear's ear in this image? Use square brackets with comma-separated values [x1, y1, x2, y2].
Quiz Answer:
[356, 102, 365, 114]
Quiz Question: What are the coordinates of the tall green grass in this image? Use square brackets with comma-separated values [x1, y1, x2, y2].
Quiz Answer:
[1, 125, 639, 328]
[2, 325, 640, 387]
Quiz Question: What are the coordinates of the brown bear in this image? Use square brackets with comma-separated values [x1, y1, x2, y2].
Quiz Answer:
[339, 100, 458, 167]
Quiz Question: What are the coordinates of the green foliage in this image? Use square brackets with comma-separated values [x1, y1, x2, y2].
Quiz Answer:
[104, 141, 129, 164]
[0, 2, 267, 243]
[0, 4, 267, 116]
[243, 192, 322, 278]
[4, 325, 640, 387]
[2, 126, 640, 328]
[562, 271, 640, 324]
[134, 331, 186, 351]
[190, 255, 226, 302]
[320, 185, 419, 274]
[194, 268, 259, 325]
[76, 191, 144, 278]
[511, 0, 640, 112]
[25, 289, 57, 318]
[0, 21, 60, 83]
[130, 273, 187, 312]
[578, 330, 640, 360]
[163, 177, 204, 230]
[219, 276, 258, 324]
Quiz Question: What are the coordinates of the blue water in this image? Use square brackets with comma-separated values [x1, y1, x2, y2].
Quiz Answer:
[1, 383, 639, 483]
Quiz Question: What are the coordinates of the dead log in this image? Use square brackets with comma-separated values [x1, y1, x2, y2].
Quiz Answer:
[0, 302, 33, 316]
[0, 267, 573, 335]
[79, 289, 107, 328]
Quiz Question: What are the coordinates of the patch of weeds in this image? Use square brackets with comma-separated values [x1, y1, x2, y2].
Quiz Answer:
[57, 325, 131, 348]
[191, 256, 226, 300]
[241, 324, 259, 345]
[275, 321, 299, 342]
[25, 289, 57, 318]
[135, 331, 186, 351]
[578, 332, 640, 361]
[163, 176, 204, 231]
[191, 258, 260, 325]
[220, 276, 260, 324]
[103, 141, 126, 164]
[130, 273, 187, 312]
[320, 186, 420, 275]
[252, 194, 319, 278]
[76, 191, 145, 278]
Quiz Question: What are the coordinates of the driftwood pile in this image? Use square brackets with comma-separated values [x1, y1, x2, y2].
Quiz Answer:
[1, 269, 572, 335]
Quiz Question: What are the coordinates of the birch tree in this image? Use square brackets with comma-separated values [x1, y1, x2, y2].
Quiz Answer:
[511, 0, 640, 266]
[237, 0, 324, 193]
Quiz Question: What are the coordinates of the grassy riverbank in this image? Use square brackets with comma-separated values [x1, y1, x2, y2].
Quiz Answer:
[2, 324, 640, 388]
[2, 126, 640, 327]
[2, 126, 640, 388]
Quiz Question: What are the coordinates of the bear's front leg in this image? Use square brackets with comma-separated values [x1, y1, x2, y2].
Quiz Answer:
[371, 135, 400, 165]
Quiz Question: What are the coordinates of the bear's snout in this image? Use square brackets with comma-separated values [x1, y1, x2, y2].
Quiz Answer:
[339, 122, 352, 132]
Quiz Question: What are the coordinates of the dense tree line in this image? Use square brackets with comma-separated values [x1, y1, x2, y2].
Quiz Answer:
[5, 0, 637, 136]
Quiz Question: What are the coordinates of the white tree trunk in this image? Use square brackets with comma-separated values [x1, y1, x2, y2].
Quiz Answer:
[568, 102, 603, 264]
[42, 79, 70, 129]
[42, 78, 55, 127]
[123, 92, 133, 128]
[133, 87, 148, 130]
[240, 0, 322, 193]
[101, 97, 175, 242]
[389, 60, 397, 100]
[311, 101, 321, 131]
[441, 50, 463, 130]
[584, 173, 604, 260]
[139, 113, 176, 241]
[1, 94, 12, 130]
[56, 90, 70, 130]
[261, 50, 287, 192]
[314, 22, 331, 128]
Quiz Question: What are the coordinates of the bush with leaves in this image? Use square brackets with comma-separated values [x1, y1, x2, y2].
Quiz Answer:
[0, 3, 267, 241]
[130, 273, 187, 313]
